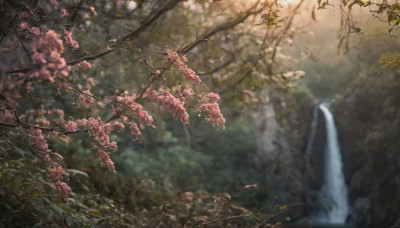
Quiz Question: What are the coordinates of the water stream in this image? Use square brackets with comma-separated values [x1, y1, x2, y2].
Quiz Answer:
[310, 102, 350, 226]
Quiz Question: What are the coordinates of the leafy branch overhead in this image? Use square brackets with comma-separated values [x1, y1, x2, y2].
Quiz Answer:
[0, 0, 306, 204]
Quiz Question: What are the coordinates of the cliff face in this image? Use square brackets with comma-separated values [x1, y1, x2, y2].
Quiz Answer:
[249, 94, 326, 219]
[333, 73, 400, 228]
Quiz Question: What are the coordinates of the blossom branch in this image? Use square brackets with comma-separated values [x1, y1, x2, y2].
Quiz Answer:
[6, 0, 182, 74]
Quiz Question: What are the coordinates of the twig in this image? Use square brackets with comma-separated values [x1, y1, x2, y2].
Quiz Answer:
[151, 213, 166, 228]
[200, 213, 252, 226]
[120, 0, 183, 42]
[67, 48, 115, 65]
[13, 24, 31, 62]
[182, 7, 262, 54]
[137, 62, 173, 98]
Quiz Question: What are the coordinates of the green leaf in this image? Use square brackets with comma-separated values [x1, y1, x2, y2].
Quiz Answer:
[388, 12, 394, 23]
[88, 209, 101, 215]
[67, 169, 89, 178]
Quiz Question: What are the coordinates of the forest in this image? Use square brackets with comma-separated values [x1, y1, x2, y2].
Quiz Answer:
[0, 0, 399, 227]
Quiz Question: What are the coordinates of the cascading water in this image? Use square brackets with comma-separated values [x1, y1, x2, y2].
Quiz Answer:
[310, 102, 350, 226]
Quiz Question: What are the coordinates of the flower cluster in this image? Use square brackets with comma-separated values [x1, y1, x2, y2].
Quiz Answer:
[97, 149, 115, 171]
[21, 107, 65, 127]
[0, 1, 228, 205]
[115, 94, 154, 127]
[29, 128, 52, 163]
[176, 87, 194, 102]
[149, 88, 190, 125]
[111, 93, 155, 139]
[163, 52, 225, 128]
[144, 87, 225, 128]
[63, 118, 125, 171]
[77, 60, 92, 69]
[64, 30, 79, 50]
[200, 93, 225, 128]
[31, 30, 70, 80]
[166, 51, 201, 84]
[121, 115, 142, 139]
[29, 128, 71, 201]
[64, 120, 77, 132]
[27, 29, 75, 95]
[78, 90, 95, 106]
[200, 103, 226, 128]
[1, 110, 15, 123]
[201, 92, 220, 103]
[55, 181, 71, 202]
[76, 118, 118, 151]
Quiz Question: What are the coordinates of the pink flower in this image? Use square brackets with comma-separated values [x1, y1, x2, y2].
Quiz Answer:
[78, 90, 95, 105]
[143, 89, 158, 101]
[137, 110, 154, 127]
[75, 119, 86, 127]
[97, 149, 115, 171]
[176, 87, 194, 101]
[29, 128, 51, 163]
[2, 110, 15, 123]
[166, 51, 201, 84]
[39, 67, 52, 81]
[112, 122, 125, 131]
[60, 9, 69, 18]
[87, 118, 111, 146]
[37, 30, 64, 53]
[109, 141, 117, 151]
[20, 22, 28, 30]
[64, 121, 77, 132]
[158, 89, 189, 125]
[77, 60, 91, 69]
[200, 103, 225, 128]
[202, 92, 220, 103]
[48, 51, 62, 64]
[77, 117, 121, 150]
[89, 6, 98, 16]
[114, 93, 155, 128]
[28, 27, 40, 37]
[30, 29, 70, 86]
[19, 12, 30, 20]
[49, 165, 66, 181]
[55, 181, 71, 202]
[182, 89, 194, 97]
[64, 30, 79, 50]
[29, 128, 71, 201]
[128, 121, 141, 137]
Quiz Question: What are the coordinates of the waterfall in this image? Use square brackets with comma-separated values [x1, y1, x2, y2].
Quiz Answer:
[311, 102, 350, 225]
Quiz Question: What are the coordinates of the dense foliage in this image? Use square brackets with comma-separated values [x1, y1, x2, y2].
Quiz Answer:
[0, 0, 309, 227]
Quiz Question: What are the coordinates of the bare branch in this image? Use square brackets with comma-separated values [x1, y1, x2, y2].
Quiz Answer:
[182, 6, 262, 53]
[120, 0, 184, 42]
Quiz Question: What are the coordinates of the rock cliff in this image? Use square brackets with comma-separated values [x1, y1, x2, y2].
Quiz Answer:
[333, 73, 400, 228]
[249, 93, 328, 220]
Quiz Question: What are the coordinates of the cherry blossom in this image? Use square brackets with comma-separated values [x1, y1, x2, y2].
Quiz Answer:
[77, 60, 91, 69]
[166, 51, 201, 84]
[200, 103, 225, 128]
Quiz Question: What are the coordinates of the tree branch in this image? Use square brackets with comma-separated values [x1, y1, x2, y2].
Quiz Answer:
[182, 5, 262, 54]
[120, 0, 183, 42]
[6, 0, 183, 74]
